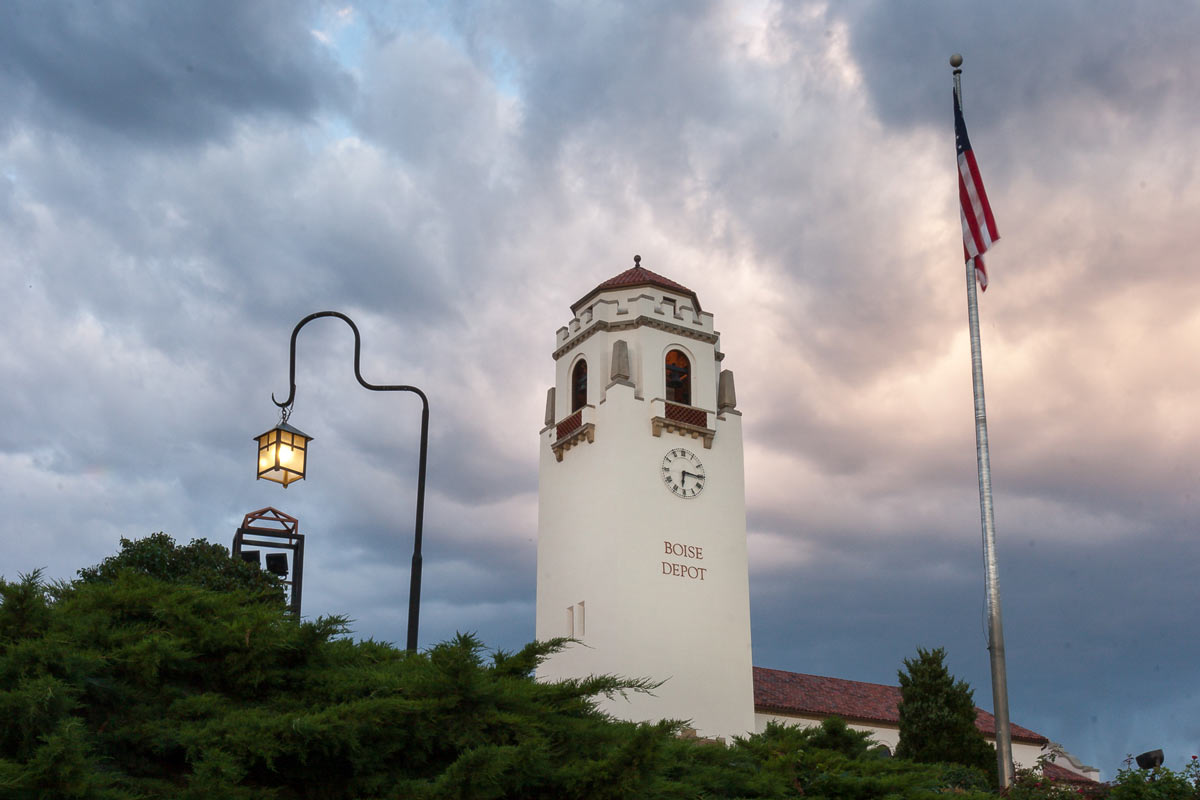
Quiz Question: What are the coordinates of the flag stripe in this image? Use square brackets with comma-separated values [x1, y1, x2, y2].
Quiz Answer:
[966, 151, 998, 239]
[955, 88, 998, 291]
[959, 160, 988, 249]
[959, 151, 997, 250]
[961, 208, 981, 259]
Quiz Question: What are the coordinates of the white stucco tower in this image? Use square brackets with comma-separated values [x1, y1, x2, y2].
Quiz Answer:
[536, 257, 754, 739]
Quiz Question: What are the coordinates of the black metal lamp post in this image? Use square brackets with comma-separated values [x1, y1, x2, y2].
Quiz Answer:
[259, 311, 430, 653]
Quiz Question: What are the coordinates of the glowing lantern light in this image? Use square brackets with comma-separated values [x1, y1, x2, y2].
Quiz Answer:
[254, 422, 312, 487]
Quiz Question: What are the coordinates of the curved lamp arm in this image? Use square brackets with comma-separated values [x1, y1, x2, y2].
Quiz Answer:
[272, 310, 429, 412]
[271, 310, 429, 653]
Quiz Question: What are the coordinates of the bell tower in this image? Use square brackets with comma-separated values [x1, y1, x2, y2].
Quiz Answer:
[536, 256, 754, 739]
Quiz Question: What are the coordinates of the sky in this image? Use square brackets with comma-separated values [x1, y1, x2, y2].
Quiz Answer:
[2, 0, 1198, 779]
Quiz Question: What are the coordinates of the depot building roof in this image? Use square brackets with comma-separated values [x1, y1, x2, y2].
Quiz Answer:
[753, 667, 1048, 745]
[571, 257, 701, 314]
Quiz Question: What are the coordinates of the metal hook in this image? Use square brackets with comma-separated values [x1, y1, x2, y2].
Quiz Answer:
[269, 310, 429, 411]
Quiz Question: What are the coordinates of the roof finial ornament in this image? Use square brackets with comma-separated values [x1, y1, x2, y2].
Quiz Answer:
[634, 254, 641, 266]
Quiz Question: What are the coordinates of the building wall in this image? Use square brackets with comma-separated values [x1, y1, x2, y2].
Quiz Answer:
[532, 275, 1096, 779]
[536, 285, 755, 740]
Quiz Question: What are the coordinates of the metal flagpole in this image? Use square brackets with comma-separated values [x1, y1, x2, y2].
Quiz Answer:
[951, 53, 1014, 789]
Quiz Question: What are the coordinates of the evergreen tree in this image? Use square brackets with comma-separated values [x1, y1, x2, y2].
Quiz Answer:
[895, 647, 997, 782]
[1, 566, 675, 798]
[75, 532, 285, 604]
[1, 538, 1003, 798]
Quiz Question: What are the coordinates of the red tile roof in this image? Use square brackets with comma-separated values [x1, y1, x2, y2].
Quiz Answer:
[570, 257, 701, 314]
[1041, 761, 1100, 785]
[753, 667, 1048, 745]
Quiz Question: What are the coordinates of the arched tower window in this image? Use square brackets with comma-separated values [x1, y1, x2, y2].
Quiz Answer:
[571, 359, 588, 411]
[665, 349, 691, 405]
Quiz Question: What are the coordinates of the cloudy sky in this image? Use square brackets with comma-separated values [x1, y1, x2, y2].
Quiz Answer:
[3, 0, 1198, 778]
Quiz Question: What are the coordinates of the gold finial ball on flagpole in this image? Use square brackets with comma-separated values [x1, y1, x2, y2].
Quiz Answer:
[950, 53, 963, 68]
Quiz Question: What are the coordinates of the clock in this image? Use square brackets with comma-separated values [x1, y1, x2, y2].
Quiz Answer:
[661, 448, 706, 498]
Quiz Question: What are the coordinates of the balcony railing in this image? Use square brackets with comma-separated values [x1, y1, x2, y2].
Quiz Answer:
[556, 410, 582, 440]
[551, 407, 595, 462]
[665, 402, 707, 428]
[651, 400, 716, 449]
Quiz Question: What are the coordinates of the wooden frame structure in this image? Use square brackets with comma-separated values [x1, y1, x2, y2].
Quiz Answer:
[232, 507, 305, 616]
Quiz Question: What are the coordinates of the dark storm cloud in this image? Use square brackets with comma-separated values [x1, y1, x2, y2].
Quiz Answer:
[351, 32, 532, 306]
[449, 0, 738, 156]
[356, 32, 505, 167]
[424, 428, 537, 506]
[441, 0, 784, 257]
[751, 522, 1200, 761]
[4, 0, 1200, 779]
[440, 1, 967, 382]
[0, 0, 351, 145]
[3, 127, 453, 340]
[826, 0, 1200, 134]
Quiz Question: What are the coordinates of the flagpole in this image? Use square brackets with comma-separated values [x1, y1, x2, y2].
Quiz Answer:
[952, 52, 1014, 789]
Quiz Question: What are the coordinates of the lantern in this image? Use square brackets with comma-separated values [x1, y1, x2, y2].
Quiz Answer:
[254, 422, 312, 487]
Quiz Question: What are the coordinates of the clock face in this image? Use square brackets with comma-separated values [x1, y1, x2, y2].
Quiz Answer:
[661, 448, 706, 498]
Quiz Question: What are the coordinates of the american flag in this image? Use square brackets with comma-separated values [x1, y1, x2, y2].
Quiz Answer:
[955, 89, 999, 290]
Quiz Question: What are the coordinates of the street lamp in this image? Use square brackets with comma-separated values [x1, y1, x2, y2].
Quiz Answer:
[258, 311, 430, 653]
[254, 420, 313, 487]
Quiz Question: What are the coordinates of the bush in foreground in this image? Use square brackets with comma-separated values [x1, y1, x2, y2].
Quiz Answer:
[0, 536, 1045, 798]
[75, 532, 285, 603]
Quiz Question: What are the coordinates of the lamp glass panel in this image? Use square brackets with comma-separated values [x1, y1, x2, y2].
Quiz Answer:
[255, 424, 310, 485]
[257, 429, 279, 482]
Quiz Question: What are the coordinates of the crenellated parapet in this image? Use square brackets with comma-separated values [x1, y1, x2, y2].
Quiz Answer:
[545, 257, 733, 440]
[554, 292, 718, 361]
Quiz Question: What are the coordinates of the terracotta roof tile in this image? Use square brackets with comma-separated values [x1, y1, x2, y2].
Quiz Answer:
[753, 667, 1047, 745]
[570, 259, 701, 313]
[1041, 761, 1100, 785]
[594, 265, 694, 295]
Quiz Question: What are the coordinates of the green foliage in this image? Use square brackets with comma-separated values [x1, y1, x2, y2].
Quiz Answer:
[1007, 766, 1097, 800]
[1108, 756, 1200, 800]
[75, 532, 285, 605]
[1007, 754, 1200, 800]
[0, 564, 701, 798]
[800, 716, 876, 760]
[728, 719, 994, 799]
[895, 647, 996, 783]
[3, 539, 1086, 798]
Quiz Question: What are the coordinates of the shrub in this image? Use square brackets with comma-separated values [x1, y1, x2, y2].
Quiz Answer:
[895, 646, 996, 782]
[1109, 755, 1200, 800]
[75, 532, 285, 604]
